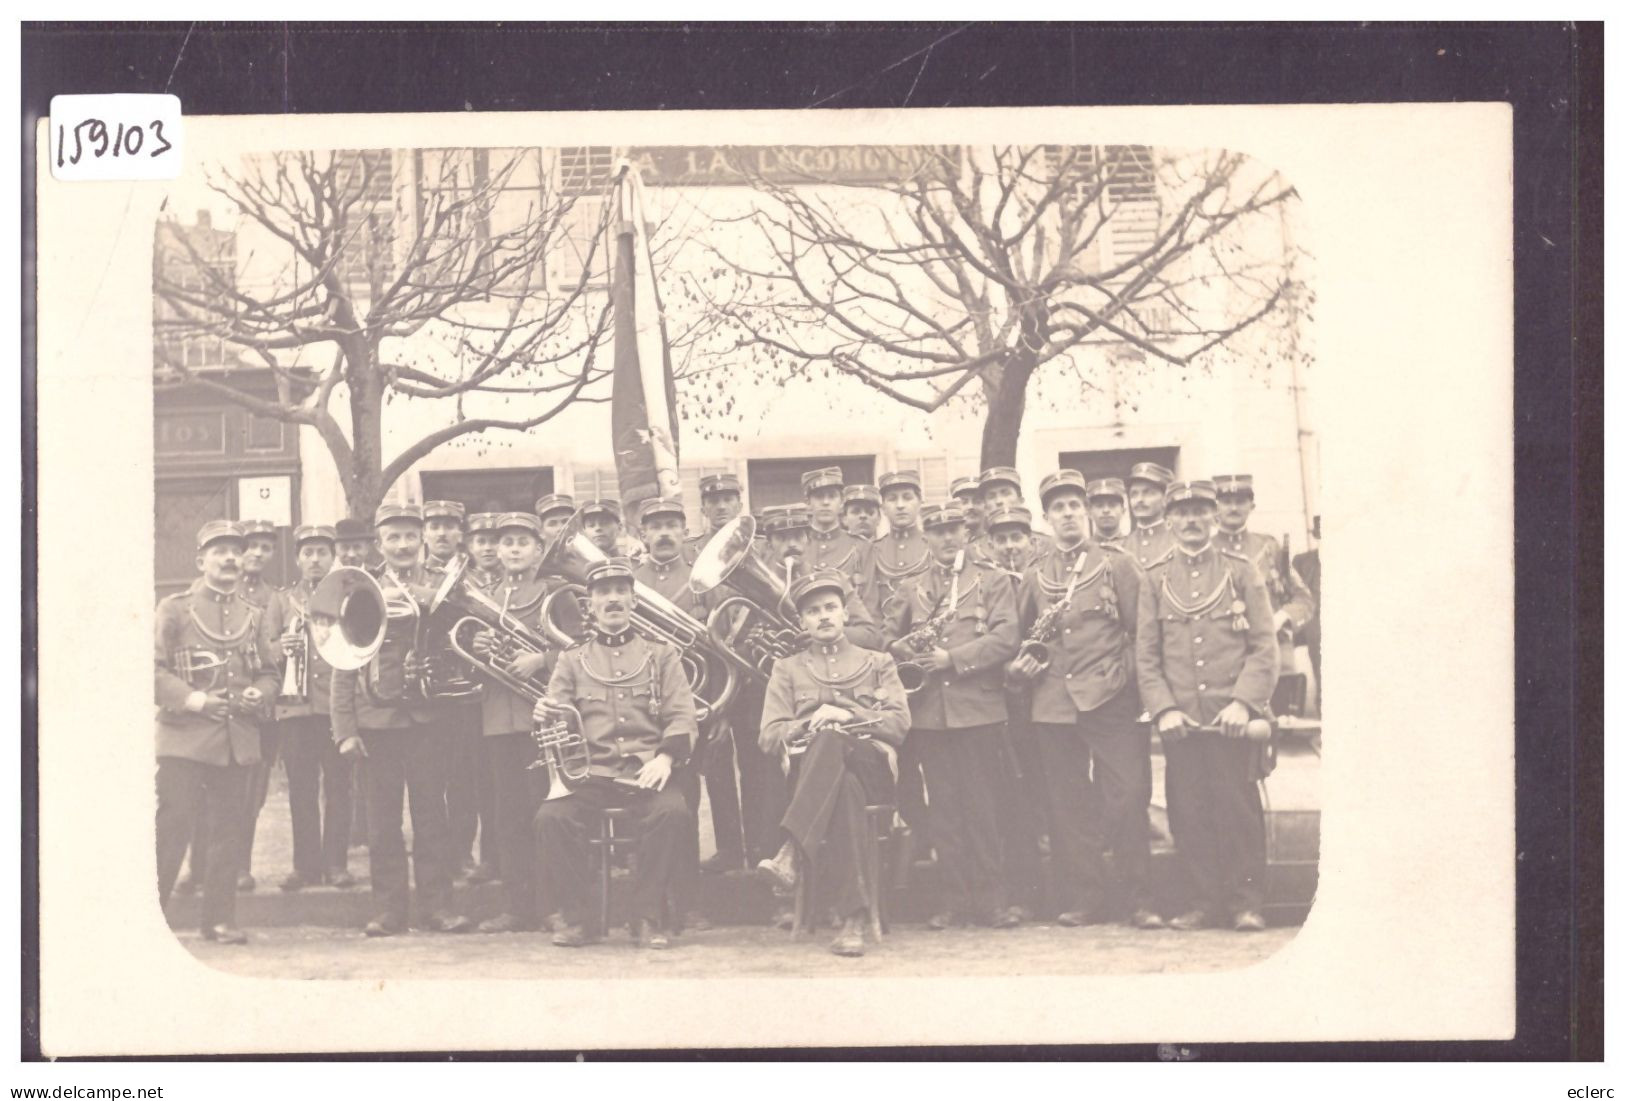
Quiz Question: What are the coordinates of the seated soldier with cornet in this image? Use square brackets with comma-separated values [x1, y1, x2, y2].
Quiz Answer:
[532, 557, 698, 950]
[755, 568, 911, 958]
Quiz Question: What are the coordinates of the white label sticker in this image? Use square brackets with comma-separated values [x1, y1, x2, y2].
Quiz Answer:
[238, 476, 294, 529]
[49, 94, 182, 181]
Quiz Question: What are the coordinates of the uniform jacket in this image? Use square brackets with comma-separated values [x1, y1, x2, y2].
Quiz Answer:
[759, 639, 911, 772]
[869, 524, 933, 615]
[546, 630, 698, 780]
[633, 553, 711, 620]
[154, 584, 281, 766]
[1136, 543, 1278, 725]
[882, 556, 1019, 730]
[1016, 540, 1142, 723]
[236, 572, 280, 612]
[1127, 520, 1177, 570]
[329, 562, 446, 741]
[478, 567, 555, 738]
[804, 526, 878, 610]
[1214, 528, 1315, 632]
[272, 579, 333, 719]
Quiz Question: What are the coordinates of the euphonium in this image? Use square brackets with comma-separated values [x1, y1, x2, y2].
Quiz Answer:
[536, 526, 736, 722]
[432, 556, 555, 701]
[528, 699, 592, 801]
[689, 515, 807, 678]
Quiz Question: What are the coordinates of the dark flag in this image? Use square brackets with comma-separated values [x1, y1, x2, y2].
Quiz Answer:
[609, 164, 681, 522]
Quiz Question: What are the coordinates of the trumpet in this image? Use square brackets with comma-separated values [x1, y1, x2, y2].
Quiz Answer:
[535, 526, 736, 722]
[528, 698, 593, 801]
[785, 716, 882, 757]
[690, 515, 808, 678]
[277, 613, 309, 704]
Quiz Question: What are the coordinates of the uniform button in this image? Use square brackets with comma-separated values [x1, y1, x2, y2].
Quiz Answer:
[1198, 683, 1207, 691]
[1194, 636, 1203, 644]
[1065, 673, 1073, 679]
[1064, 628, 1071, 634]
[1196, 660, 1205, 667]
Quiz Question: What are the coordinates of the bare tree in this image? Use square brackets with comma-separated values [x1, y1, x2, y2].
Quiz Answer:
[154, 149, 615, 518]
[696, 145, 1305, 467]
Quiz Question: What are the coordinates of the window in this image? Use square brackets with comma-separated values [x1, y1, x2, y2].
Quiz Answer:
[676, 464, 737, 537]
[571, 466, 621, 505]
[415, 149, 548, 291]
[746, 456, 877, 511]
[1056, 446, 1180, 487]
[894, 454, 954, 504]
[331, 150, 395, 292]
[547, 146, 616, 290]
[1042, 144, 1162, 270]
[420, 467, 555, 515]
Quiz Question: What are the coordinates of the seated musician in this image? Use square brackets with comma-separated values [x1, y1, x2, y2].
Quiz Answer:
[531, 557, 698, 950]
[755, 569, 911, 957]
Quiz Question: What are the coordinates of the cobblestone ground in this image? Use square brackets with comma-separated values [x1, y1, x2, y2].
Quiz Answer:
[186, 921, 1296, 980]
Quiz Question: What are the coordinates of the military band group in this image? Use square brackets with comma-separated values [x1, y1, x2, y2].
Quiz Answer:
[155, 461, 1314, 958]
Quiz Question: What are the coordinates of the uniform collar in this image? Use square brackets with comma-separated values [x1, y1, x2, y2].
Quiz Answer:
[812, 635, 853, 659]
[809, 524, 843, 541]
[1177, 541, 1216, 564]
[594, 627, 637, 647]
[1137, 518, 1167, 538]
[889, 525, 920, 540]
[503, 564, 540, 585]
[645, 553, 685, 574]
[1055, 538, 1089, 561]
[201, 581, 237, 603]
[1216, 527, 1248, 547]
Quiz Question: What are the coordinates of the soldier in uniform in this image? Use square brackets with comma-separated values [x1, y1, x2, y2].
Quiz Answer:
[635, 496, 744, 882]
[274, 524, 356, 892]
[466, 512, 555, 933]
[801, 467, 877, 611]
[1136, 480, 1279, 932]
[974, 467, 1054, 567]
[465, 512, 505, 589]
[762, 505, 885, 651]
[331, 504, 473, 936]
[1126, 461, 1177, 569]
[684, 473, 750, 565]
[334, 516, 376, 570]
[423, 500, 494, 885]
[755, 569, 912, 957]
[983, 505, 1049, 918]
[535, 494, 577, 547]
[155, 520, 281, 943]
[1006, 470, 1162, 929]
[1212, 474, 1316, 678]
[840, 484, 882, 541]
[1087, 478, 1130, 547]
[230, 518, 283, 894]
[534, 558, 699, 950]
[883, 504, 1022, 929]
[578, 497, 647, 562]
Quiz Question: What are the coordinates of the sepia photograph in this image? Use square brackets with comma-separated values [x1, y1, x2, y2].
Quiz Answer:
[33, 86, 1527, 1057]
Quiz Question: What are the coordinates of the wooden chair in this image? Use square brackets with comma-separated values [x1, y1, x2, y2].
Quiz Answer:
[589, 806, 683, 937]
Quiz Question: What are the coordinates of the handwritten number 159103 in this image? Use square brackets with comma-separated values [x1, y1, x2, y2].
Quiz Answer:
[56, 118, 173, 166]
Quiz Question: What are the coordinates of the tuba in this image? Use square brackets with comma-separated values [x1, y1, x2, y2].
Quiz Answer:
[528, 699, 592, 801]
[412, 556, 482, 701]
[535, 526, 737, 723]
[689, 516, 808, 678]
[307, 566, 393, 672]
[431, 556, 555, 702]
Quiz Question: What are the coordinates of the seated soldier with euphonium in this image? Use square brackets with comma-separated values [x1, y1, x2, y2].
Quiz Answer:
[755, 568, 910, 957]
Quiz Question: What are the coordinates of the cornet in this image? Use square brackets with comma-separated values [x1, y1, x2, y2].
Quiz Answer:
[528, 698, 593, 801]
[277, 613, 309, 704]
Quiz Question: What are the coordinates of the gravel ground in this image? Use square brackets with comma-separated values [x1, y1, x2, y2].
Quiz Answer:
[186, 920, 1297, 980]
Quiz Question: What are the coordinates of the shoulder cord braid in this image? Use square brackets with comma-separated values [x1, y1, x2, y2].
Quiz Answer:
[874, 541, 932, 579]
[187, 602, 262, 673]
[1160, 567, 1248, 632]
[579, 646, 660, 714]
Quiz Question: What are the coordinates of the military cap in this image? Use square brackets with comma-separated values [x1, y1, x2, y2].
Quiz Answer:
[922, 503, 967, 530]
[638, 496, 686, 524]
[466, 512, 501, 535]
[334, 517, 372, 541]
[195, 519, 245, 551]
[1128, 461, 1175, 488]
[985, 505, 1033, 532]
[977, 466, 1023, 494]
[495, 512, 542, 537]
[292, 523, 336, 547]
[422, 500, 466, 523]
[800, 466, 844, 494]
[1037, 469, 1089, 506]
[374, 503, 424, 527]
[878, 470, 923, 495]
[1166, 480, 1219, 507]
[698, 473, 742, 497]
[761, 504, 811, 534]
[1086, 477, 1127, 500]
[949, 475, 980, 500]
[584, 557, 637, 587]
[534, 493, 577, 519]
[841, 485, 881, 510]
[1212, 473, 1255, 497]
[239, 519, 276, 537]
[788, 567, 850, 610]
[578, 498, 622, 521]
